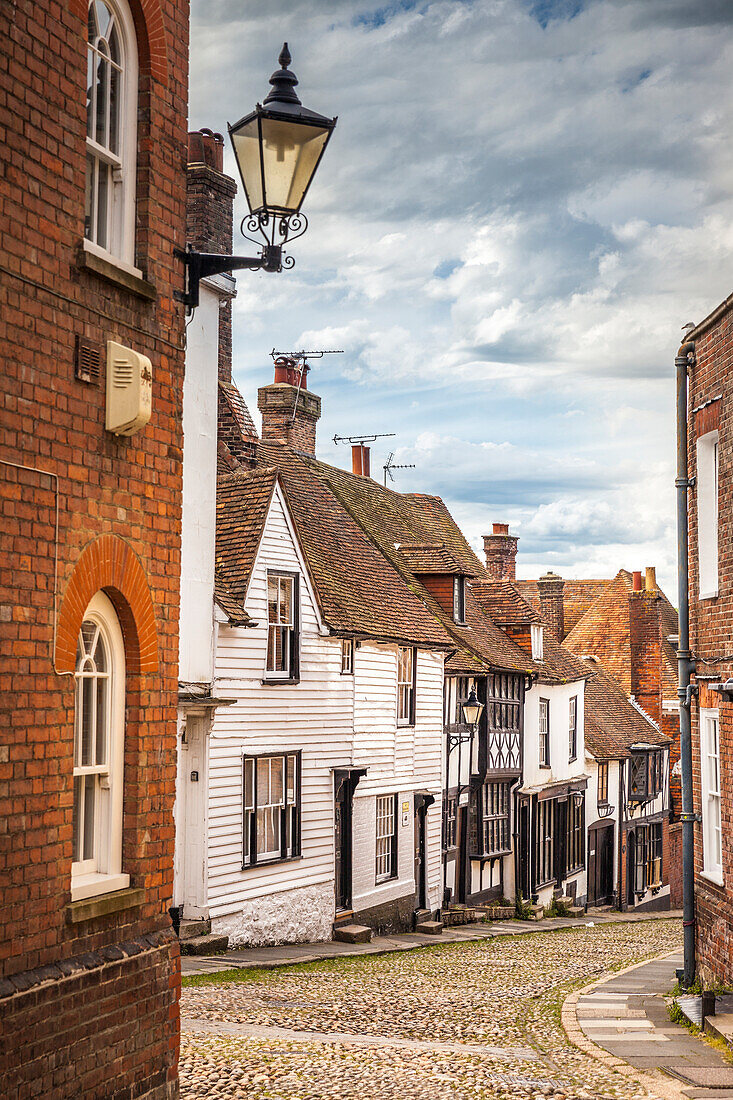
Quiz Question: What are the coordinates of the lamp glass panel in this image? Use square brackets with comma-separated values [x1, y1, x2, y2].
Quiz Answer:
[230, 116, 264, 214]
[259, 116, 330, 213]
[462, 700, 483, 726]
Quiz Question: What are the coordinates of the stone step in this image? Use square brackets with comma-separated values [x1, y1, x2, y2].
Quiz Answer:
[333, 923, 372, 944]
[179, 918, 211, 941]
[414, 908, 432, 926]
[180, 933, 229, 956]
[479, 905, 515, 921]
[567, 905, 585, 917]
[418, 921, 443, 935]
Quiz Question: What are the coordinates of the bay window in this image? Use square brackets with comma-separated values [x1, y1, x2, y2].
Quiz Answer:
[243, 752, 300, 866]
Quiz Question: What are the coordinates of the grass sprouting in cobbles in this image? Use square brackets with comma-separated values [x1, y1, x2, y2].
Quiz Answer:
[180, 918, 681, 1100]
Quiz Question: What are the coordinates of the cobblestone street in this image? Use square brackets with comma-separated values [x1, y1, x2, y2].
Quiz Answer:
[179, 918, 683, 1099]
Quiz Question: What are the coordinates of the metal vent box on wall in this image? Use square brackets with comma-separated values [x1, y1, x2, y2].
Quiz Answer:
[105, 340, 153, 436]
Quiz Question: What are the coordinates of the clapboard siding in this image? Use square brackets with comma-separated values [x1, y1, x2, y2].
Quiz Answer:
[205, 482, 446, 930]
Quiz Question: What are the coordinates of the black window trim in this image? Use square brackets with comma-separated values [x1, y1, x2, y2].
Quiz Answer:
[242, 749, 302, 869]
[264, 570, 300, 683]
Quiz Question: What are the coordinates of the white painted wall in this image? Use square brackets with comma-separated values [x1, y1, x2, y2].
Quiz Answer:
[179, 276, 233, 684]
[205, 484, 445, 944]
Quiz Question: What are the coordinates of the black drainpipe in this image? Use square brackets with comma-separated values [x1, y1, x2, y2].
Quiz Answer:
[676, 338, 696, 988]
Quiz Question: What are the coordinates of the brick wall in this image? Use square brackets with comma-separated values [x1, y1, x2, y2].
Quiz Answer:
[0, 1, 188, 1095]
[537, 572, 565, 643]
[258, 382, 322, 454]
[687, 299, 733, 985]
[628, 589, 663, 725]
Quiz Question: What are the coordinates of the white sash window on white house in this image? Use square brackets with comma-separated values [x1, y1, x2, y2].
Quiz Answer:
[243, 753, 300, 866]
[539, 698, 550, 767]
[697, 430, 719, 599]
[568, 696, 578, 761]
[397, 646, 415, 726]
[266, 572, 299, 679]
[85, 0, 138, 267]
[71, 592, 128, 902]
[700, 709, 723, 884]
[376, 794, 398, 882]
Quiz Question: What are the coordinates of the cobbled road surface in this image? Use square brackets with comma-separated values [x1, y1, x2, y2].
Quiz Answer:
[179, 918, 681, 1100]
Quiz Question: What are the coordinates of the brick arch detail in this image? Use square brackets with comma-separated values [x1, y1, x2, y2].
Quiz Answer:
[56, 534, 159, 674]
[70, 0, 169, 85]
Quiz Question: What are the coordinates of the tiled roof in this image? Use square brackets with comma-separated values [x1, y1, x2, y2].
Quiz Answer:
[397, 543, 473, 575]
[471, 580, 541, 625]
[215, 466, 277, 623]
[219, 380, 258, 439]
[582, 658, 670, 760]
[253, 443, 455, 648]
[515, 578, 610, 636]
[563, 570, 679, 700]
[301, 456, 539, 674]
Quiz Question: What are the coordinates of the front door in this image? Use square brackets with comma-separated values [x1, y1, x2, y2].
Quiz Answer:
[414, 803, 427, 910]
[334, 775, 352, 911]
[588, 823, 615, 905]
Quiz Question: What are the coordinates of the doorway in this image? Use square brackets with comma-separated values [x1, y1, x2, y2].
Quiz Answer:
[588, 823, 615, 905]
[414, 802, 427, 910]
[334, 774, 353, 912]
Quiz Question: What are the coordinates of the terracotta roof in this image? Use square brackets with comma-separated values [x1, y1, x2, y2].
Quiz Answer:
[515, 578, 609, 637]
[219, 380, 258, 439]
[471, 580, 541, 625]
[563, 570, 679, 700]
[582, 658, 670, 760]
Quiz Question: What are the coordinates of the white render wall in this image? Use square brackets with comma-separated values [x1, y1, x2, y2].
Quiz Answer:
[206, 483, 445, 944]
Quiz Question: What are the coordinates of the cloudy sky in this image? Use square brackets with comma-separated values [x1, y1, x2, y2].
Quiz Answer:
[189, 0, 733, 594]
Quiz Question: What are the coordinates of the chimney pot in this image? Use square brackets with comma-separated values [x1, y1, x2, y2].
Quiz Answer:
[632, 571, 643, 592]
[645, 566, 657, 593]
[492, 522, 509, 536]
[187, 128, 225, 172]
[351, 444, 370, 478]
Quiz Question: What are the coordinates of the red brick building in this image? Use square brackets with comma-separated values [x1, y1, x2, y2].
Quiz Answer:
[1, 1, 188, 1096]
[682, 292, 733, 986]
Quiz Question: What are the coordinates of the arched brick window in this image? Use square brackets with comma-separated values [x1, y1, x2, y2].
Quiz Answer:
[71, 591, 129, 901]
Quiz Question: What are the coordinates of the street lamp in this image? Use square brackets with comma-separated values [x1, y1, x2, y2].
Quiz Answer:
[461, 687, 484, 730]
[180, 43, 337, 311]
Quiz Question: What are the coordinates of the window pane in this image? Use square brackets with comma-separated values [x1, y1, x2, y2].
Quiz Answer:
[109, 60, 120, 154]
[108, 21, 120, 65]
[286, 755, 296, 803]
[83, 774, 96, 861]
[81, 675, 94, 765]
[244, 758, 254, 812]
[268, 577, 278, 623]
[95, 673, 107, 764]
[95, 0, 112, 38]
[257, 758, 270, 804]
[257, 805, 281, 858]
[270, 757, 284, 805]
[73, 775, 83, 862]
[96, 162, 109, 249]
[95, 53, 108, 147]
[279, 577, 292, 625]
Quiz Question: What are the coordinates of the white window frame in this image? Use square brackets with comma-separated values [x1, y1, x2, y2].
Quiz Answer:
[697, 430, 719, 599]
[700, 708, 723, 885]
[568, 695, 578, 761]
[397, 646, 415, 726]
[84, 0, 140, 272]
[539, 697, 550, 767]
[71, 591, 129, 902]
[453, 575, 466, 624]
[375, 794, 397, 883]
[340, 638, 354, 675]
[531, 623, 543, 660]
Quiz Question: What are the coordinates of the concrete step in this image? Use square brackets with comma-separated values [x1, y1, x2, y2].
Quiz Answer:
[333, 923, 372, 944]
[418, 920, 443, 935]
[179, 918, 211, 941]
[180, 933, 229, 956]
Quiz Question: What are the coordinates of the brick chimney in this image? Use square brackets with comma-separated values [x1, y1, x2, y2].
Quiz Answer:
[186, 129, 237, 383]
[629, 566, 662, 724]
[537, 571, 565, 642]
[258, 357, 322, 454]
[351, 444, 371, 477]
[483, 523, 518, 581]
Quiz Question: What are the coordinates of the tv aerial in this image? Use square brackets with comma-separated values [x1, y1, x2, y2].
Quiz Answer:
[270, 348, 344, 421]
[383, 451, 415, 487]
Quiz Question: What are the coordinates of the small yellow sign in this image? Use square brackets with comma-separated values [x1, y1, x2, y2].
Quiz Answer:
[402, 800, 410, 812]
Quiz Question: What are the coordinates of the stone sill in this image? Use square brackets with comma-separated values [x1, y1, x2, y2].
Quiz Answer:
[77, 248, 157, 301]
[66, 887, 146, 924]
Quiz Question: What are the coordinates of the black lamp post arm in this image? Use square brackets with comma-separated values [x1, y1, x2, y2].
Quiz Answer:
[176, 245, 283, 312]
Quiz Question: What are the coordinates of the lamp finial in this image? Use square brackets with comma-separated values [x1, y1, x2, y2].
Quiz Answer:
[265, 43, 301, 107]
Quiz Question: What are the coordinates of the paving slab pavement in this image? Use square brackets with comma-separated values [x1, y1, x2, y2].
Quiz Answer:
[564, 949, 733, 1099]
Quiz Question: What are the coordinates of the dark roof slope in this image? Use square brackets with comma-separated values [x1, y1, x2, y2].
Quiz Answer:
[215, 466, 277, 623]
[582, 658, 670, 760]
[471, 579, 541, 625]
[397, 543, 473, 575]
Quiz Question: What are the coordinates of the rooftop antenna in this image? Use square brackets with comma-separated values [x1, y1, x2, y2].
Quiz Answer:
[383, 451, 416, 487]
[270, 348, 344, 424]
[332, 432, 396, 446]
